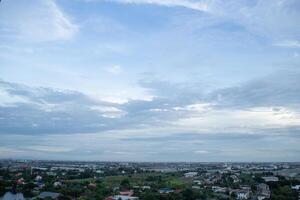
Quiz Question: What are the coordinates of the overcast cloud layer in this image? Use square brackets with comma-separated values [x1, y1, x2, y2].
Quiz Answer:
[0, 0, 300, 161]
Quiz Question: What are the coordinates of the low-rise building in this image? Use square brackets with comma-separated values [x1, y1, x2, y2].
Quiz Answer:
[212, 186, 227, 193]
[230, 175, 240, 183]
[184, 172, 198, 177]
[292, 185, 300, 190]
[257, 183, 270, 199]
[37, 192, 61, 199]
[120, 190, 134, 196]
[0, 192, 25, 200]
[236, 189, 250, 199]
[262, 176, 279, 182]
[105, 195, 139, 200]
[159, 188, 174, 194]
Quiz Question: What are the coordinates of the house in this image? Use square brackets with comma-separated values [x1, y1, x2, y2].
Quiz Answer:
[262, 176, 279, 182]
[236, 189, 250, 199]
[184, 172, 198, 177]
[193, 180, 202, 185]
[104, 196, 115, 200]
[37, 192, 61, 199]
[257, 183, 270, 199]
[212, 186, 227, 193]
[105, 195, 139, 200]
[35, 175, 42, 181]
[192, 186, 201, 190]
[159, 188, 174, 194]
[0, 192, 25, 200]
[16, 178, 25, 185]
[141, 186, 151, 190]
[230, 175, 240, 183]
[119, 190, 134, 196]
[291, 185, 300, 190]
[88, 183, 97, 189]
[230, 189, 250, 200]
[53, 181, 62, 187]
[105, 197, 116, 200]
[46, 172, 57, 176]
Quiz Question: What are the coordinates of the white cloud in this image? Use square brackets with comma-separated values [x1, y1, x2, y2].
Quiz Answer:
[27, 145, 73, 153]
[194, 150, 209, 154]
[173, 103, 211, 112]
[274, 40, 300, 48]
[0, 89, 30, 106]
[102, 0, 209, 11]
[174, 106, 300, 133]
[0, 0, 78, 41]
[90, 105, 127, 118]
[105, 65, 123, 75]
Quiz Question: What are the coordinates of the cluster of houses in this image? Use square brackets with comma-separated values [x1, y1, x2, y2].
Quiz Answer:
[1, 161, 300, 200]
[105, 190, 139, 200]
[186, 172, 280, 200]
[0, 191, 61, 200]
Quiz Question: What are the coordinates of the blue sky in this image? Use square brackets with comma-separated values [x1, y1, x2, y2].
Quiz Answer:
[0, 0, 300, 162]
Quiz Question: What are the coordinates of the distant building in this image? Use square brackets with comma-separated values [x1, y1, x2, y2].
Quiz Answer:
[0, 192, 25, 200]
[88, 183, 97, 189]
[105, 195, 139, 200]
[212, 186, 227, 193]
[236, 189, 250, 199]
[35, 175, 42, 181]
[37, 192, 61, 199]
[262, 176, 279, 182]
[105, 197, 116, 200]
[119, 190, 134, 196]
[53, 181, 62, 187]
[184, 172, 198, 177]
[46, 172, 57, 176]
[193, 180, 202, 185]
[192, 186, 201, 190]
[257, 183, 270, 200]
[159, 188, 174, 194]
[141, 186, 151, 190]
[291, 185, 300, 190]
[230, 188, 250, 200]
[230, 175, 240, 183]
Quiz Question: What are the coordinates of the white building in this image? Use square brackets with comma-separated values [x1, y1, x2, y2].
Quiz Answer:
[236, 189, 250, 199]
[0, 192, 25, 200]
[184, 172, 198, 177]
[262, 176, 279, 182]
[113, 195, 139, 200]
[291, 185, 300, 190]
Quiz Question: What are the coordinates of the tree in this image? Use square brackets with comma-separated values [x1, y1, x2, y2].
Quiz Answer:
[120, 178, 130, 189]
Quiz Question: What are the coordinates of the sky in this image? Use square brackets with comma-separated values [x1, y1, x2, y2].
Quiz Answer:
[0, 0, 300, 162]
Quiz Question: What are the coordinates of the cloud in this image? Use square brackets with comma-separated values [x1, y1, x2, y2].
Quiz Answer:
[0, 80, 120, 134]
[1, 70, 300, 139]
[207, 0, 300, 40]
[194, 150, 209, 154]
[99, 0, 209, 11]
[274, 40, 300, 48]
[0, 0, 78, 41]
[105, 65, 123, 75]
[25, 145, 73, 153]
[210, 71, 300, 108]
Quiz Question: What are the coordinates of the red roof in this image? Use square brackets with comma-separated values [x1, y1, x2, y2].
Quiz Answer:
[120, 190, 134, 196]
[105, 196, 115, 200]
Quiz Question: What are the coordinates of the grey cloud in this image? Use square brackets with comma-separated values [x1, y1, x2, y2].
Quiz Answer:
[0, 80, 118, 134]
[209, 71, 300, 108]
[138, 79, 203, 102]
[121, 132, 271, 143]
[1, 70, 300, 135]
